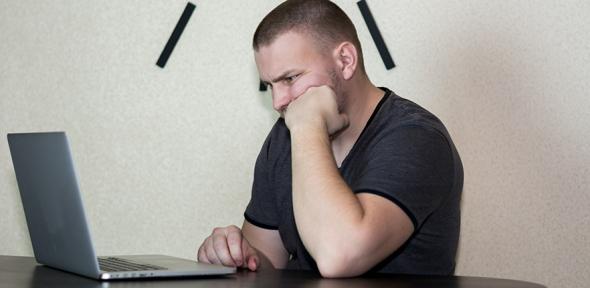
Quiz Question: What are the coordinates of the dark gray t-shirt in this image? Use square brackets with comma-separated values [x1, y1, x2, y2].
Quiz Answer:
[244, 88, 463, 275]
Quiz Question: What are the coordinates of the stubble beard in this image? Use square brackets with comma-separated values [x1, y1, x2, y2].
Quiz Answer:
[329, 69, 347, 114]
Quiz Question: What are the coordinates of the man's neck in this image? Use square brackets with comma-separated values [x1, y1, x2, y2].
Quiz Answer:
[331, 82, 385, 166]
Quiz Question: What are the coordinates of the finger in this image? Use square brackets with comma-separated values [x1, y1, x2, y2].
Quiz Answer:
[212, 233, 238, 267]
[205, 238, 222, 265]
[242, 238, 259, 271]
[197, 242, 210, 263]
[247, 256, 259, 272]
[338, 114, 349, 128]
[226, 229, 244, 266]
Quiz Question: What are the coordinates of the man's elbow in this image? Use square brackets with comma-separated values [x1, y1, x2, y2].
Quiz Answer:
[315, 248, 367, 278]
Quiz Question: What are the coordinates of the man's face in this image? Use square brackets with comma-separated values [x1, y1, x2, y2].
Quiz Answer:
[255, 32, 342, 116]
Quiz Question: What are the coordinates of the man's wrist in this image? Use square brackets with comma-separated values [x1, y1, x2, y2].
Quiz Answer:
[288, 122, 329, 140]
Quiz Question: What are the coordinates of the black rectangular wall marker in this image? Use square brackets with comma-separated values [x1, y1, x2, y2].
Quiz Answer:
[259, 80, 268, 92]
[156, 2, 196, 68]
[357, 0, 395, 70]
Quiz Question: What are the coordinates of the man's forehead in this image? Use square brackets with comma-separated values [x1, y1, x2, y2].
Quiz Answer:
[255, 36, 309, 79]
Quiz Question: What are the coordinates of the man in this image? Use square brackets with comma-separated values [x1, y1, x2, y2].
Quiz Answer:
[197, 0, 463, 278]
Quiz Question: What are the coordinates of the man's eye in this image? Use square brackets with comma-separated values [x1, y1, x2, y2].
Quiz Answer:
[284, 74, 300, 83]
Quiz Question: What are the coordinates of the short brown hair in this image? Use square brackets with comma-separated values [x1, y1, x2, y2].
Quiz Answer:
[253, 0, 364, 67]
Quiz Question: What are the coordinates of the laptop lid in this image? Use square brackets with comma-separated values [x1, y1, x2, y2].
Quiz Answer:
[8, 132, 236, 280]
[8, 132, 101, 279]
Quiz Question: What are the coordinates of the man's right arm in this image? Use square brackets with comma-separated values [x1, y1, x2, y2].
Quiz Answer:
[197, 220, 288, 271]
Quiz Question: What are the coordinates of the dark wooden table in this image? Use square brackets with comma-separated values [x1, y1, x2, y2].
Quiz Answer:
[0, 256, 546, 288]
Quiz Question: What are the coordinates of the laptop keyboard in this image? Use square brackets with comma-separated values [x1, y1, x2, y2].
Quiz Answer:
[98, 257, 167, 272]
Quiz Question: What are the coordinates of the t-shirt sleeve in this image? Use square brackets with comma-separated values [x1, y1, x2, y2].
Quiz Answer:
[354, 125, 456, 229]
[244, 134, 280, 230]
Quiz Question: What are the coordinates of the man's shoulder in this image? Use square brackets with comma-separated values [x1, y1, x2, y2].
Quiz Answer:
[258, 118, 291, 162]
[265, 118, 290, 146]
[378, 89, 448, 134]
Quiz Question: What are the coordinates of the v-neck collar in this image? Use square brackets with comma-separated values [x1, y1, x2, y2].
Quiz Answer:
[338, 88, 391, 169]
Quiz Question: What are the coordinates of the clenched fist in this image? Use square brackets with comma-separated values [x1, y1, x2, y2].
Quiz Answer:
[284, 86, 349, 136]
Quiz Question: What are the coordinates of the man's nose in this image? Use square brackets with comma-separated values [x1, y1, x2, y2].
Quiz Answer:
[272, 89, 292, 112]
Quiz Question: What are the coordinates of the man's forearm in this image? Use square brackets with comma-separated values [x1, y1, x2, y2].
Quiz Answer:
[290, 127, 366, 272]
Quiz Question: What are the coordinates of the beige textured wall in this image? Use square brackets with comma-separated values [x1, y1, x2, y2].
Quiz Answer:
[1, 1, 588, 287]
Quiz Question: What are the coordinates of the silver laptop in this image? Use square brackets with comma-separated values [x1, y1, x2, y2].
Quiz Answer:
[7, 132, 236, 280]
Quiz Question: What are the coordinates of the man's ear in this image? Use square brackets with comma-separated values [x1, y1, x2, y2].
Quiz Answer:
[333, 42, 358, 80]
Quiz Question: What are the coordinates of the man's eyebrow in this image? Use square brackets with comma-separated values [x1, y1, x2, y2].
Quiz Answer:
[270, 69, 299, 83]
